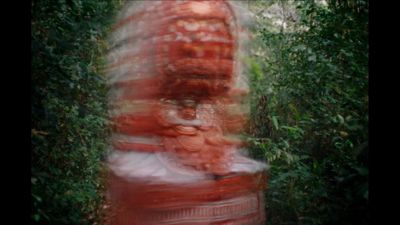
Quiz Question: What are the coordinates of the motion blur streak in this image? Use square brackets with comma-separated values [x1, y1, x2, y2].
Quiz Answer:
[105, 1, 268, 224]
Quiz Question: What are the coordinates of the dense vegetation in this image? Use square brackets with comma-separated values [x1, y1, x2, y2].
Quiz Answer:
[31, 0, 368, 224]
[31, 0, 122, 224]
[247, 0, 368, 224]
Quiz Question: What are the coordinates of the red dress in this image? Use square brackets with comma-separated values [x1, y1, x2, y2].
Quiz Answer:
[106, 1, 267, 224]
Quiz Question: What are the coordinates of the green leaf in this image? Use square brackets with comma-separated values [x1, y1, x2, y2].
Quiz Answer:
[364, 190, 368, 200]
[272, 116, 279, 130]
[32, 194, 42, 205]
[308, 54, 316, 62]
[337, 114, 345, 124]
[33, 214, 40, 222]
[355, 166, 368, 176]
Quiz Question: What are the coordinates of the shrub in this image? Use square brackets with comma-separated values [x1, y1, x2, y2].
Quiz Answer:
[248, 0, 368, 224]
[31, 0, 122, 224]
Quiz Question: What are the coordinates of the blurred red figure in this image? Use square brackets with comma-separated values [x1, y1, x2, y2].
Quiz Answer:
[106, 1, 267, 224]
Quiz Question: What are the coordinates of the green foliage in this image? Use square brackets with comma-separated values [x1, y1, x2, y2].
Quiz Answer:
[31, 0, 122, 224]
[248, 0, 368, 224]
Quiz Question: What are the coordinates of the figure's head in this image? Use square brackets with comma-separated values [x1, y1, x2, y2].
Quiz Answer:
[155, 0, 238, 99]
[107, 0, 251, 102]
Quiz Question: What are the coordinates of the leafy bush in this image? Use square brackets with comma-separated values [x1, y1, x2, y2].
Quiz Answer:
[247, 0, 368, 224]
[31, 0, 122, 224]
